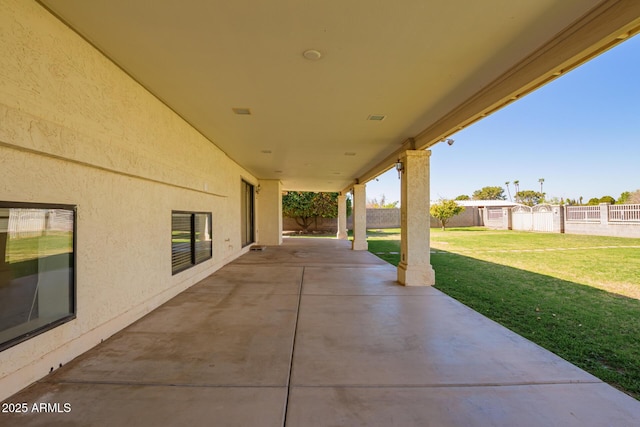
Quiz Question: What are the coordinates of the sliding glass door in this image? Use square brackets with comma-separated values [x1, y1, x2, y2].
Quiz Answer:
[241, 180, 255, 247]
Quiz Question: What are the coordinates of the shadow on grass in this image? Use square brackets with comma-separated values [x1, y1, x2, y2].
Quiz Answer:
[368, 239, 640, 400]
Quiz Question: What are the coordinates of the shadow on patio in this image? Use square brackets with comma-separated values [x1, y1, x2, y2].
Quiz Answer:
[3, 238, 640, 426]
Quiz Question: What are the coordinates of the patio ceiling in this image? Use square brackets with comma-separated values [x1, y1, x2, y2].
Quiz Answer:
[39, 0, 640, 192]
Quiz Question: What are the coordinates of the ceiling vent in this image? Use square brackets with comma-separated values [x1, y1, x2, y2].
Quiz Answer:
[232, 108, 252, 115]
[367, 114, 386, 121]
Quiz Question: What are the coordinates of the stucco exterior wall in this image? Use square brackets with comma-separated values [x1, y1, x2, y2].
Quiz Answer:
[284, 216, 339, 232]
[565, 222, 640, 238]
[429, 207, 482, 228]
[283, 206, 483, 232]
[0, 0, 256, 400]
[256, 180, 283, 245]
[365, 208, 401, 229]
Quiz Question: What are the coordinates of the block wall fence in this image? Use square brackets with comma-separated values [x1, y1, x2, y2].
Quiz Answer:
[283, 204, 640, 239]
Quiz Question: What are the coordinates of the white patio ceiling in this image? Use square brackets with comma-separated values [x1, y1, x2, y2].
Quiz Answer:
[40, 0, 640, 192]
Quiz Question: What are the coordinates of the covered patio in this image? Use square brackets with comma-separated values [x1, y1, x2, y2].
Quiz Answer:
[5, 238, 640, 426]
[4, 0, 640, 404]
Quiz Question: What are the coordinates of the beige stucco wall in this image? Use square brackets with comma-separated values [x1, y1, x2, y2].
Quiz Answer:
[565, 221, 640, 238]
[256, 180, 282, 245]
[0, 0, 256, 400]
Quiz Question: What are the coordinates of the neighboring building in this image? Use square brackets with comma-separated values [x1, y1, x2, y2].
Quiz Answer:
[453, 200, 520, 209]
[454, 200, 520, 229]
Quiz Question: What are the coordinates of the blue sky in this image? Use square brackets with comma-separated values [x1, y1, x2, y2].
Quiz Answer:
[366, 34, 640, 205]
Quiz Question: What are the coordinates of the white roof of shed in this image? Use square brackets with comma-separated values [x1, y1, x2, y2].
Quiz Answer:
[452, 200, 520, 208]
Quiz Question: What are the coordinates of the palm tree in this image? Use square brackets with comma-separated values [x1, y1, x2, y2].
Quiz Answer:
[514, 180, 520, 193]
[505, 181, 512, 201]
[539, 178, 545, 193]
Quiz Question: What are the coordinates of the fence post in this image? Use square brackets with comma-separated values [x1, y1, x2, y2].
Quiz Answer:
[558, 205, 565, 233]
[502, 207, 512, 230]
[549, 205, 564, 233]
[600, 203, 610, 226]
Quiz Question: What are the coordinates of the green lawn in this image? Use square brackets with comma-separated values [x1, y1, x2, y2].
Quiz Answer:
[367, 227, 640, 400]
[5, 232, 73, 263]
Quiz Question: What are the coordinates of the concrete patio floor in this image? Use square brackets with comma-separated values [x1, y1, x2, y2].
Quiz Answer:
[3, 237, 640, 426]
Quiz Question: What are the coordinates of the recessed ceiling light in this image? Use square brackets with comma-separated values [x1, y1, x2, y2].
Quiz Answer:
[344, 152, 356, 156]
[303, 49, 322, 60]
[232, 108, 252, 115]
[367, 114, 386, 121]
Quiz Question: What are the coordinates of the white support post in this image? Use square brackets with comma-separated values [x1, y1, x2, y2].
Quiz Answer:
[337, 194, 348, 240]
[351, 184, 368, 250]
[256, 180, 283, 246]
[397, 150, 435, 286]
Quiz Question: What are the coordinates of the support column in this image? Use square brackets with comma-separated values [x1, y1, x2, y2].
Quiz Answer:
[256, 179, 282, 246]
[351, 184, 368, 250]
[336, 194, 348, 240]
[398, 150, 435, 286]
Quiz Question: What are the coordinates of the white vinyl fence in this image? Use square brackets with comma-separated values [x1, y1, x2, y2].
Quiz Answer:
[564, 203, 640, 237]
[511, 204, 562, 233]
[511, 205, 533, 231]
[609, 204, 640, 222]
[6, 209, 74, 238]
[565, 205, 600, 222]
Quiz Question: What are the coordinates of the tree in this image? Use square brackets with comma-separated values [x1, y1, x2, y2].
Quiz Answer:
[587, 197, 600, 206]
[538, 178, 545, 194]
[430, 199, 465, 230]
[586, 195, 617, 205]
[546, 196, 563, 205]
[617, 191, 631, 204]
[455, 194, 470, 200]
[599, 196, 615, 205]
[513, 180, 520, 193]
[282, 191, 339, 232]
[367, 194, 399, 208]
[515, 190, 545, 206]
[505, 181, 512, 201]
[472, 186, 506, 200]
[618, 190, 640, 204]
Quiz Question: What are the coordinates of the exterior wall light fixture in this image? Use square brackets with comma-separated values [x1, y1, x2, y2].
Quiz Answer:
[395, 160, 404, 179]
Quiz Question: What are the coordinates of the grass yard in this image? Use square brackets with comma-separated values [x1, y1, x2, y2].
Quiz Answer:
[5, 232, 73, 263]
[367, 227, 640, 400]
